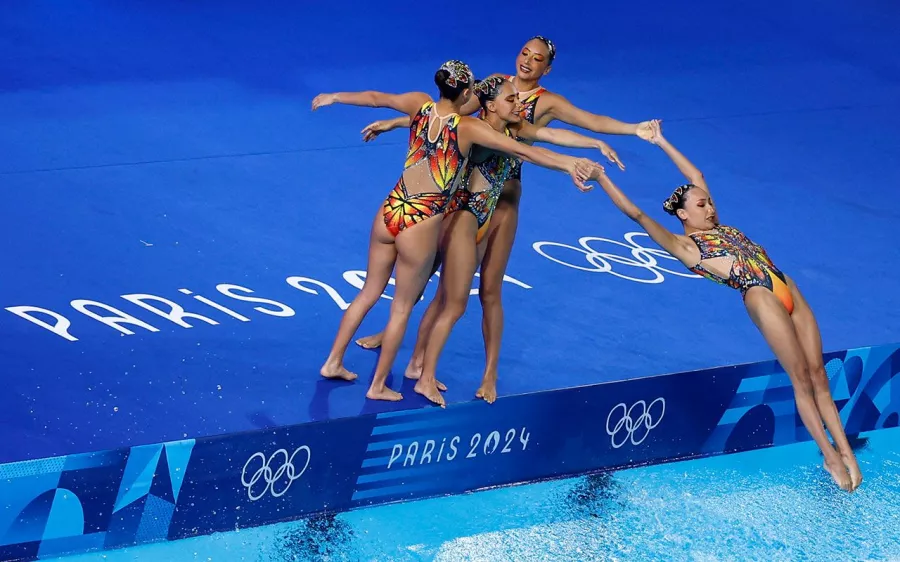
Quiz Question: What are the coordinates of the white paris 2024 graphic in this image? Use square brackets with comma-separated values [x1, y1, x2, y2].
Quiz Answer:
[5, 231, 693, 343]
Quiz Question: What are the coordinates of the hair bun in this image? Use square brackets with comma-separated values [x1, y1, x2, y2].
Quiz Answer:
[434, 69, 450, 87]
[663, 183, 694, 216]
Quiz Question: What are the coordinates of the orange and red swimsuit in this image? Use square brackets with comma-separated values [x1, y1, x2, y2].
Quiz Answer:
[382, 101, 465, 237]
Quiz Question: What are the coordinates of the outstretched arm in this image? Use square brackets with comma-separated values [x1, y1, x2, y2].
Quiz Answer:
[589, 167, 698, 266]
[515, 121, 626, 171]
[649, 120, 708, 192]
[361, 116, 411, 142]
[460, 118, 597, 191]
[312, 91, 430, 117]
[542, 93, 654, 138]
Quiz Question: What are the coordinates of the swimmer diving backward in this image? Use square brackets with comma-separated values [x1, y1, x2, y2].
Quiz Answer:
[585, 120, 862, 492]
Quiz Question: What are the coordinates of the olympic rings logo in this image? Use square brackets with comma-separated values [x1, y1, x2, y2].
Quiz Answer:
[241, 446, 312, 502]
[605, 398, 666, 449]
[532, 232, 700, 284]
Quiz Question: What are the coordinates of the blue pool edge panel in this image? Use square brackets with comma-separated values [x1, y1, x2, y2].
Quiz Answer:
[1, 343, 898, 562]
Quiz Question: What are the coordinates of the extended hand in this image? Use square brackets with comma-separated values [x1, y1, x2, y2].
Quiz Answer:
[311, 93, 337, 111]
[646, 119, 664, 144]
[636, 119, 659, 142]
[570, 158, 599, 192]
[597, 141, 625, 171]
[590, 162, 608, 182]
[361, 120, 393, 142]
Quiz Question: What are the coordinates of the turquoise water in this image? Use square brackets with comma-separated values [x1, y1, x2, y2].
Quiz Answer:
[54, 427, 900, 561]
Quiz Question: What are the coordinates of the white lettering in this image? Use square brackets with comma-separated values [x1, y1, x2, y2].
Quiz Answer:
[180, 289, 250, 322]
[420, 439, 435, 464]
[387, 445, 403, 469]
[120, 294, 219, 328]
[447, 436, 459, 461]
[71, 300, 160, 335]
[403, 442, 419, 467]
[286, 276, 351, 310]
[7, 266, 527, 344]
[436, 437, 447, 462]
[215, 284, 295, 317]
[382, 428, 530, 470]
[5, 306, 78, 341]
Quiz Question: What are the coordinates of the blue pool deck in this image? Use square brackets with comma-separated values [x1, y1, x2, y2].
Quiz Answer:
[2, 0, 900, 468]
[2, 1, 900, 560]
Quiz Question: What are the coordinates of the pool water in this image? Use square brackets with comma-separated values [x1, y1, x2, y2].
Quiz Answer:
[52, 427, 900, 561]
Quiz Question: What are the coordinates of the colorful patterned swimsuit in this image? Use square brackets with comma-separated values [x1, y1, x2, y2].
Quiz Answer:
[382, 101, 464, 237]
[688, 225, 794, 313]
[506, 75, 546, 181]
[447, 127, 515, 243]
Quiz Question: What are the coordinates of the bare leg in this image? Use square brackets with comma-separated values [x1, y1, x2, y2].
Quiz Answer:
[404, 219, 456, 388]
[786, 276, 863, 491]
[744, 287, 852, 491]
[416, 213, 479, 406]
[475, 181, 520, 403]
[355, 253, 443, 349]
[404, 248, 449, 385]
[405, 285, 448, 391]
[321, 210, 397, 381]
[367, 216, 443, 401]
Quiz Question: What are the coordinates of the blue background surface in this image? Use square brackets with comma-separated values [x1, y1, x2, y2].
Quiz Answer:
[1, 0, 899, 463]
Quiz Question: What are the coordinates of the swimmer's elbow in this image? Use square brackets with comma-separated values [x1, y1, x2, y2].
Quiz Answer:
[357, 91, 391, 108]
[363, 92, 383, 107]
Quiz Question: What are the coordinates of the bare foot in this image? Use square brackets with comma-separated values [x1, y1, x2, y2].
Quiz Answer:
[320, 362, 358, 381]
[355, 332, 384, 350]
[842, 453, 863, 491]
[475, 378, 497, 404]
[823, 458, 852, 492]
[414, 379, 445, 407]
[366, 385, 403, 401]
[405, 361, 446, 390]
[404, 360, 424, 380]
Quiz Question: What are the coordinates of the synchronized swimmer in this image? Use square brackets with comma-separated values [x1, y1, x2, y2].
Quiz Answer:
[312, 60, 599, 405]
[586, 120, 862, 492]
[311, 42, 863, 493]
[357, 75, 631, 406]
[356, 37, 654, 402]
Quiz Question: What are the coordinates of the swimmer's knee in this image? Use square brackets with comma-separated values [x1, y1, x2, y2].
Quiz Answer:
[809, 363, 831, 395]
[479, 285, 502, 308]
[790, 364, 815, 398]
[356, 286, 387, 307]
[441, 295, 469, 320]
[388, 299, 416, 318]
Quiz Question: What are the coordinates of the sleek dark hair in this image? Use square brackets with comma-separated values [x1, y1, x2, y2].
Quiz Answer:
[434, 60, 474, 101]
[473, 76, 508, 108]
[530, 35, 556, 65]
[662, 183, 697, 217]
